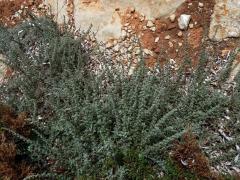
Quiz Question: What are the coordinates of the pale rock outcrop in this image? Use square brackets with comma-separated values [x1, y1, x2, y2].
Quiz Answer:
[209, 0, 240, 41]
[44, 0, 185, 42]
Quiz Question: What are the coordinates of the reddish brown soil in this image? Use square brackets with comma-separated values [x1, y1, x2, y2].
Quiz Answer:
[1, 0, 239, 69]
[0, 0, 43, 27]
[120, 0, 216, 67]
[121, 0, 240, 68]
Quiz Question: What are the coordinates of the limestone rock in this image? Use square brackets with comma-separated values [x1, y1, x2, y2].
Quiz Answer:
[209, 0, 240, 41]
[178, 14, 191, 30]
[44, 0, 185, 42]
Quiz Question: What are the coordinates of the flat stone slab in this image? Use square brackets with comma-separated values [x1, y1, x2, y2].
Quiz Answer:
[209, 0, 240, 41]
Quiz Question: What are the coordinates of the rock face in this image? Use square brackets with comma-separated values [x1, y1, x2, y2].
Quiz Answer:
[44, 0, 185, 42]
[209, 0, 240, 41]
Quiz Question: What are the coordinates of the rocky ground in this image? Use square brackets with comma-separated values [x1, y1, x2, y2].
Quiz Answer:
[1, 0, 239, 77]
[0, 0, 240, 176]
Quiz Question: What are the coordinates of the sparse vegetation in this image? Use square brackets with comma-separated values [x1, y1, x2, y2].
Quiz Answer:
[0, 17, 240, 179]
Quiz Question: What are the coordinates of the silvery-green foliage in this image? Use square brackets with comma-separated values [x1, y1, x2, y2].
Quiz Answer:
[0, 17, 237, 178]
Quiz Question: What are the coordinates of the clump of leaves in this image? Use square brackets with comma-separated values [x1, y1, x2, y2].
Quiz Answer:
[0, 16, 239, 179]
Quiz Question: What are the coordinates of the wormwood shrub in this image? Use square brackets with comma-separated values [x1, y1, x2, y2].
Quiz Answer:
[0, 17, 239, 179]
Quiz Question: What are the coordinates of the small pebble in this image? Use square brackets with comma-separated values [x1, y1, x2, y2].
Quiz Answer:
[155, 37, 160, 43]
[169, 58, 176, 64]
[143, 49, 154, 56]
[150, 27, 156, 32]
[121, 30, 127, 38]
[189, 23, 194, 29]
[168, 41, 174, 48]
[164, 35, 171, 40]
[113, 45, 119, 52]
[169, 14, 176, 22]
[177, 31, 183, 37]
[147, 20, 154, 27]
[198, 2, 204, 8]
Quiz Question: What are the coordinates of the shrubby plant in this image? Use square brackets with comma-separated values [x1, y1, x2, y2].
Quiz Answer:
[0, 17, 239, 179]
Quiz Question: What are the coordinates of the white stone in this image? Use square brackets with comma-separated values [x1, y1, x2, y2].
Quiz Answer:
[164, 35, 171, 40]
[168, 41, 174, 48]
[128, 46, 133, 51]
[140, 16, 145, 21]
[198, 2, 204, 8]
[150, 26, 156, 31]
[113, 45, 120, 51]
[134, 47, 141, 54]
[178, 14, 191, 30]
[121, 30, 127, 38]
[147, 20, 154, 27]
[177, 31, 183, 37]
[143, 49, 154, 56]
[169, 58, 176, 64]
[155, 37, 160, 42]
[169, 14, 176, 22]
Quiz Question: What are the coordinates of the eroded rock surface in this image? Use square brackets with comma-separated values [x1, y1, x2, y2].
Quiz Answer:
[44, 0, 185, 42]
[209, 0, 240, 41]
